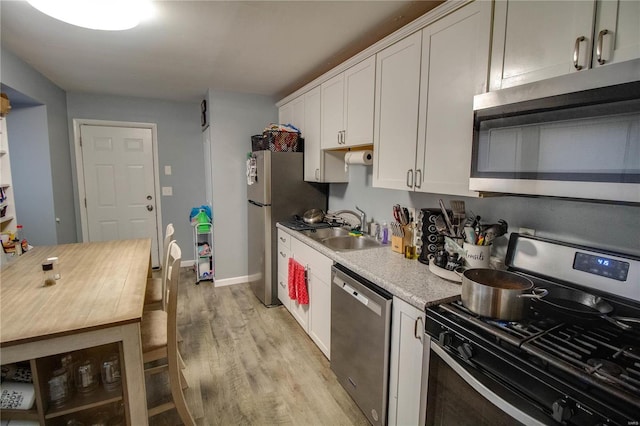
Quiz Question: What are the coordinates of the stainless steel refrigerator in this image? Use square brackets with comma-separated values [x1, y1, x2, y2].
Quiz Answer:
[247, 151, 327, 306]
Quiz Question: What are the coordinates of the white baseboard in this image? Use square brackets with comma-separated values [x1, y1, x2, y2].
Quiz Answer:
[214, 275, 248, 287]
[181, 260, 246, 287]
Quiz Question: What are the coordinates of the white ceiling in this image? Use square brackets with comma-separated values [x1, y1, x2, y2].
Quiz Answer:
[1, 0, 441, 102]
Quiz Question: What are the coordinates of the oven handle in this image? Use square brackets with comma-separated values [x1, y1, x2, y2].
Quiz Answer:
[429, 342, 547, 426]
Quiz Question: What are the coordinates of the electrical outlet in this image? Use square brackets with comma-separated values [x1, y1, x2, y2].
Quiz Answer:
[162, 186, 173, 196]
[519, 227, 535, 236]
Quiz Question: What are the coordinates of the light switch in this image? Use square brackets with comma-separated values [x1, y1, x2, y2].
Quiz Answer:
[162, 186, 173, 196]
[164, 165, 172, 175]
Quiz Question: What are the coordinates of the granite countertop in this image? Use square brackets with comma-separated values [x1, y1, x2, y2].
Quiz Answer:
[276, 224, 462, 311]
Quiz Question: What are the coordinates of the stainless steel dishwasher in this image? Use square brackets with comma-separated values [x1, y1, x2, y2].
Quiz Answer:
[330, 264, 392, 426]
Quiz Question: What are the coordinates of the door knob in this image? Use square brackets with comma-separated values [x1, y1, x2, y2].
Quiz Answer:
[146, 205, 154, 211]
[146, 195, 153, 200]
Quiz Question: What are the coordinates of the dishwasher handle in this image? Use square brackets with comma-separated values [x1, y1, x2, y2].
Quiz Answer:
[339, 282, 369, 306]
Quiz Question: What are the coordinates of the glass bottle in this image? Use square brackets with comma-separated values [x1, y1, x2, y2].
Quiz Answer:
[43, 261, 56, 286]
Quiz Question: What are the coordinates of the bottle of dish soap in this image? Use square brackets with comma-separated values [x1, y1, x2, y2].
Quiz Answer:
[381, 222, 389, 244]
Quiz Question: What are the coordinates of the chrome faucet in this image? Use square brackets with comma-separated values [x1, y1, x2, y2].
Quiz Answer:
[330, 206, 366, 231]
[355, 206, 366, 232]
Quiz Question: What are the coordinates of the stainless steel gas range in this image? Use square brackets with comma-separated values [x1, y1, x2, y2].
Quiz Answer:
[422, 233, 640, 425]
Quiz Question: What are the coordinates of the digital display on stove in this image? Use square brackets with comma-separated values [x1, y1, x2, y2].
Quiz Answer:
[573, 252, 629, 281]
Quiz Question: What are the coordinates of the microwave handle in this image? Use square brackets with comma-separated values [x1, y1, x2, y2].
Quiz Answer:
[428, 342, 547, 426]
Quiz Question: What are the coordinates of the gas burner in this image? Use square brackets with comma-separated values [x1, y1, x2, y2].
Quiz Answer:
[586, 358, 627, 383]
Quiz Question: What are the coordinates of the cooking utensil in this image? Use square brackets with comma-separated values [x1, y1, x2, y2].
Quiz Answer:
[393, 205, 403, 225]
[449, 200, 466, 236]
[302, 209, 325, 224]
[461, 269, 547, 321]
[533, 286, 640, 330]
[438, 199, 456, 236]
[434, 215, 449, 235]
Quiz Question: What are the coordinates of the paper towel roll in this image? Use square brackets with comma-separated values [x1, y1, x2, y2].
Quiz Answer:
[344, 150, 373, 165]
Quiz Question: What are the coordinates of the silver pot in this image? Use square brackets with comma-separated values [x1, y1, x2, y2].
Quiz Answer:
[302, 209, 325, 224]
[461, 269, 547, 321]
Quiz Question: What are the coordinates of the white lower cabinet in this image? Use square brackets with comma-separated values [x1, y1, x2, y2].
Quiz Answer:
[277, 230, 332, 359]
[388, 297, 425, 426]
[277, 230, 292, 310]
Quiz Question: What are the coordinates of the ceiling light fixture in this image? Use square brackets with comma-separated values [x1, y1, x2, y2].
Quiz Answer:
[26, 0, 154, 31]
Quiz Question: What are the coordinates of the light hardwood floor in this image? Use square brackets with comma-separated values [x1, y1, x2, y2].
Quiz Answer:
[146, 267, 369, 426]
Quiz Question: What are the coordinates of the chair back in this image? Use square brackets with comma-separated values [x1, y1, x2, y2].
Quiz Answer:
[160, 224, 175, 310]
[162, 223, 175, 269]
[165, 242, 182, 373]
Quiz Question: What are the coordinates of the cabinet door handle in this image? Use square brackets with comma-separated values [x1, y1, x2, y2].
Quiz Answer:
[573, 36, 586, 70]
[415, 169, 422, 189]
[279, 236, 286, 243]
[406, 169, 414, 188]
[279, 251, 287, 258]
[596, 29, 609, 65]
[414, 316, 423, 341]
[315, 168, 320, 181]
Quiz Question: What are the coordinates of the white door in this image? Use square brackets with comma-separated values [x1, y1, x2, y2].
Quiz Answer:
[489, 0, 595, 90]
[320, 72, 345, 149]
[343, 56, 375, 148]
[373, 31, 423, 191]
[304, 87, 322, 182]
[79, 124, 160, 267]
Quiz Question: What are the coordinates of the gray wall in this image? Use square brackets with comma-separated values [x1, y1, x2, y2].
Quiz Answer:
[66, 92, 204, 262]
[6, 105, 57, 245]
[329, 165, 640, 258]
[207, 90, 277, 280]
[1, 48, 76, 243]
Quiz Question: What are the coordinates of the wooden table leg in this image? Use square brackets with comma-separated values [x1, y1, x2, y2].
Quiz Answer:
[121, 323, 149, 425]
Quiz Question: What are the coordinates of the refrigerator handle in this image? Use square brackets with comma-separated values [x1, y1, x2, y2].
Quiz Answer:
[248, 200, 269, 207]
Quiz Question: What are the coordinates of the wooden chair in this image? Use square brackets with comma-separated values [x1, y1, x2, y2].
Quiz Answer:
[141, 242, 195, 425]
[144, 223, 175, 311]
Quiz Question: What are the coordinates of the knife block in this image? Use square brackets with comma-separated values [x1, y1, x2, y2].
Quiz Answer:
[391, 225, 413, 254]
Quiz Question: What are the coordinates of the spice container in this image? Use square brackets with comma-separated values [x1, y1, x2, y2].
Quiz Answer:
[47, 256, 61, 279]
[42, 261, 56, 286]
[48, 367, 71, 407]
[75, 358, 99, 394]
[100, 354, 121, 392]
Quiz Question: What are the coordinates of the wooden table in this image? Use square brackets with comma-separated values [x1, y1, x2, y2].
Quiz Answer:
[1, 239, 151, 425]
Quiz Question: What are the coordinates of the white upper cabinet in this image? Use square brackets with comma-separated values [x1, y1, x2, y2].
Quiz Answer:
[374, 1, 491, 196]
[416, 0, 491, 196]
[593, 1, 640, 68]
[280, 90, 348, 183]
[490, 0, 640, 91]
[373, 32, 423, 190]
[303, 87, 322, 182]
[321, 56, 375, 149]
[278, 95, 305, 130]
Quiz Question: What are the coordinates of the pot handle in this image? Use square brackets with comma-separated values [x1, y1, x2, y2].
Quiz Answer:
[602, 315, 633, 331]
[518, 288, 548, 299]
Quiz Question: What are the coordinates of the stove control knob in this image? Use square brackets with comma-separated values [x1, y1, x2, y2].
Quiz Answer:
[438, 331, 451, 347]
[552, 399, 573, 422]
[457, 342, 473, 361]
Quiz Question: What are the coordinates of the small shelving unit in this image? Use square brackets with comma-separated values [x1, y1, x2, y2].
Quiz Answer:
[0, 114, 17, 236]
[0, 342, 127, 425]
[193, 221, 214, 284]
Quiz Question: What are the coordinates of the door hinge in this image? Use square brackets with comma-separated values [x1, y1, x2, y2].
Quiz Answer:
[84, 198, 87, 208]
[79, 136, 82, 147]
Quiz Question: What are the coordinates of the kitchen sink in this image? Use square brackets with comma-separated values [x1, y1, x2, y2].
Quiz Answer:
[299, 227, 382, 251]
[321, 235, 382, 251]
[301, 227, 351, 240]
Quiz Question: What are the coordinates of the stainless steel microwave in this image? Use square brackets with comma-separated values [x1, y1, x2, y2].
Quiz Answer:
[470, 59, 640, 203]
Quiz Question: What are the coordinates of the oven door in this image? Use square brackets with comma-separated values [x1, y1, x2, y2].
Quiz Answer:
[421, 338, 552, 426]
